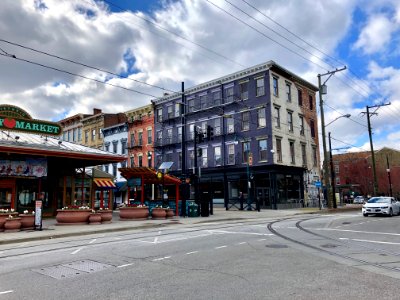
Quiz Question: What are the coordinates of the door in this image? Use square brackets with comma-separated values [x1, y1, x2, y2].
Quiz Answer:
[256, 187, 271, 209]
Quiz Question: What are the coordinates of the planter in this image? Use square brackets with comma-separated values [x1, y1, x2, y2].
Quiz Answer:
[56, 209, 91, 225]
[166, 209, 174, 219]
[119, 207, 149, 220]
[98, 210, 113, 223]
[4, 217, 22, 232]
[151, 208, 167, 220]
[0, 213, 18, 232]
[19, 214, 35, 230]
[89, 213, 102, 225]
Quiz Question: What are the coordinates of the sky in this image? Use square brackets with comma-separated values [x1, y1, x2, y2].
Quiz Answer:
[1, 0, 400, 155]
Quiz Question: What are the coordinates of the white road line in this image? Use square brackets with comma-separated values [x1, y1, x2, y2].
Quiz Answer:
[313, 228, 400, 236]
[114, 237, 122, 240]
[71, 247, 84, 255]
[210, 230, 273, 236]
[339, 238, 400, 245]
[117, 263, 133, 268]
[185, 251, 199, 255]
[152, 256, 171, 261]
[154, 230, 162, 244]
[0, 290, 13, 295]
[89, 239, 97, 244]
[257, 239, 267, 241]
[238, 242, 247, 245]
[215, 245, 227, 249]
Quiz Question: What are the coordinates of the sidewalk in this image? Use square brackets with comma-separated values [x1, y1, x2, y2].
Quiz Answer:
[0, 206, 361, 245]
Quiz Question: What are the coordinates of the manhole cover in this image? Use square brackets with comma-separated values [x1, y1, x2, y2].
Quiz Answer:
[32, 260, 113, 279]
[320, 243, 339, 248]
[266, 244, 288, 249]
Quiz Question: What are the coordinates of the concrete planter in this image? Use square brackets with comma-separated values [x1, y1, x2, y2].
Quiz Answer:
[0, 212, 19, 232]
[56, 209, 91, 225]
[119, 207, 149, 220]
[151, 208, 167, 220]
[89, 213, 102, 225]
[166, 209, 174, 218]
[98, 210, 113, 223]
[19, 214, 35, 230]
[4, 217, 22, 232]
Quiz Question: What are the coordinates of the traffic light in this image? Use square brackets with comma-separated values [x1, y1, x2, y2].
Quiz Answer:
[206, 125, 214, 141]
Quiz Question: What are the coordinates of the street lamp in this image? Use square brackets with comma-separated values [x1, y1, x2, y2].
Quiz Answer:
[147, 151, 152, 168]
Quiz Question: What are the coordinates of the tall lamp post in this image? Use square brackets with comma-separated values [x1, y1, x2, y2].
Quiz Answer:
[318, 66, 346, 209]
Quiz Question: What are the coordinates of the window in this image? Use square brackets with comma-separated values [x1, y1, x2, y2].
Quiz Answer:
[73, 128, 77, 142]
[310, 119, 315, 138]
[166, 128, 172, 144]
[200, 94, 207, 109]
[299, 115, 304, 135]
[241, 111, 250, 131]
[177, 126, 182, 142]
[336, 177, 340, 185]
[67, 130, 71, 142]
[312, 146, 317, 167]
[167, 105, 173, 119]
[213, 90, 221, 106]
[157, 108, 163, 122]
[112, 142, 118, 153]
[188, 150, 194, 168]
[138, 132, 143, 146]
[214, 118, 221, 135]
[85, 130, 89, 143]
[121, 161, 127, 168]
[227, 144, 235, 165]
[178, 152, 182, 170]
[62, 131, 67, 141]
[286, 83, 291, 102]
[301, 143, 307, 166]
[289, 140, 295, 164]
[287, 111, 293, 132]
[112, 164, 117, 177]
[130, 133, 135, 147]
[188, 99, 195, 113]
[258, 139, 267, 161]
[227, 118, 234, 133]
[225, 86, 234, 103]
[156, 131, 162, 145]
[240, 81, 249, 100]
[189, 124, 194, 140]
[105, 144, 110, 152]
[309, 94, 313, 110]
[272, 77, 278, 96]
[276, 138, 282, 162]
[242, 141, 250, 163]
[298, 89, 303, 106]
[257, 107, 266, 128]
[256, 77, 265, 96]
[334, 165, 339, 174]
[201, 148, 207, 167]
[274, 106, 280, 127]
[104, 165, 109, 173]
[175, 103, 181, 117]
[201, 121, 207, 139]
[138, 155, 143, 167]
[147, 128, 152, 144]
[214, 146, 222, 166]
[78, 128, 82, 141]
[91, 129, 96, 141]
[98, 128, 102, 139]
[130, 155, 135, 167]
[121, 140, 126, 155]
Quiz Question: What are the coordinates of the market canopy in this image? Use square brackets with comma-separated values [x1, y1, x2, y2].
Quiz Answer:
[119, 167, 182, 185]
[93, 178, 116, 189]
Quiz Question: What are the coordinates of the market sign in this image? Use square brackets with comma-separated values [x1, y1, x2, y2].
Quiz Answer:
[0, 104, 62, 136]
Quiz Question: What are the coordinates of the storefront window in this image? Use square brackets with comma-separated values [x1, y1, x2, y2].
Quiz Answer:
[0, 187, 12, 209]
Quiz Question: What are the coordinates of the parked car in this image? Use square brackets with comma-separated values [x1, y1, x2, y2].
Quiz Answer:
[353, 196, 365, 204]
[362, 197, 400, 217]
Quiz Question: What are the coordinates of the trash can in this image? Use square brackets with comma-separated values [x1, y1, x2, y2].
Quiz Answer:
[188, 203, 199, 217]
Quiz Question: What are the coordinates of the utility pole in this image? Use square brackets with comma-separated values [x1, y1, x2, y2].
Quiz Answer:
[318, 66, 346, 209]
[181, 82, 186, 177]
[328, 132, 336, 207]
[386, 155, 393, 197]
[363, 103, 391, 195]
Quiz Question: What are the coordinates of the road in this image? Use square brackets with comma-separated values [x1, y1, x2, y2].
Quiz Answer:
[1, 212, 400, 299]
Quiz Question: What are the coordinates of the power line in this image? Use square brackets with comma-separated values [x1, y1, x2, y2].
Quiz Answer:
[0, 52, 158, 97]
[0, 38, 179, 94]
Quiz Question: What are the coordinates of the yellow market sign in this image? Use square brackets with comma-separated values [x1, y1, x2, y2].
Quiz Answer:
[0, 104, 62, 136]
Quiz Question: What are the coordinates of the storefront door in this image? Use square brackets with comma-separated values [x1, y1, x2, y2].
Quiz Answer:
[256, 187, 271, 209]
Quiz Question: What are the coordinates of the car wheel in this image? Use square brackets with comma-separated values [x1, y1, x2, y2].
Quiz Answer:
[363, 213, 368, 217]
[389, 208, 393, 217]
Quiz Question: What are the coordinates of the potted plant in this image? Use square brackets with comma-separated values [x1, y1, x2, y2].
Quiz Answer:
[0, 209, 18, 232]
[19, 210, 35, 230]
[119, 204, 149, 220]
[4, 214, 22, 232]
[151, 205, 167, 219]
[165, 206, 174, 218]
[56, 205, 92, 225]
[97, 207, 113, 223]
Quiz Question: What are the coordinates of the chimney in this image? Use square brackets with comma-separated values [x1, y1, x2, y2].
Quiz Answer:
[93, 108, 102, 115]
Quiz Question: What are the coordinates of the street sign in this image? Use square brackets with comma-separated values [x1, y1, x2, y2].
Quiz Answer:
[315, 181, 321, 188]
[248, 153, 253, 166]
[35, 200, 42, 231]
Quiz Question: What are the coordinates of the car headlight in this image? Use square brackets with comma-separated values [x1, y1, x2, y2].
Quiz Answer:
[381, 206, 389, 209]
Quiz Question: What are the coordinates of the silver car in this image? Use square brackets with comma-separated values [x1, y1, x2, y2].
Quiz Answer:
[353, 196, 365, 204]
[362, 197, 400, 217]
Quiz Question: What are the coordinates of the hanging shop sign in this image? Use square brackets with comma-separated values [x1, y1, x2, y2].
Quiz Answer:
[0, 104, 62, 136]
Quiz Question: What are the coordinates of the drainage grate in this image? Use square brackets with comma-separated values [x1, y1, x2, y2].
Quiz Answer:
[32, 260, 113, 279]
[266, 244, 288, 249]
